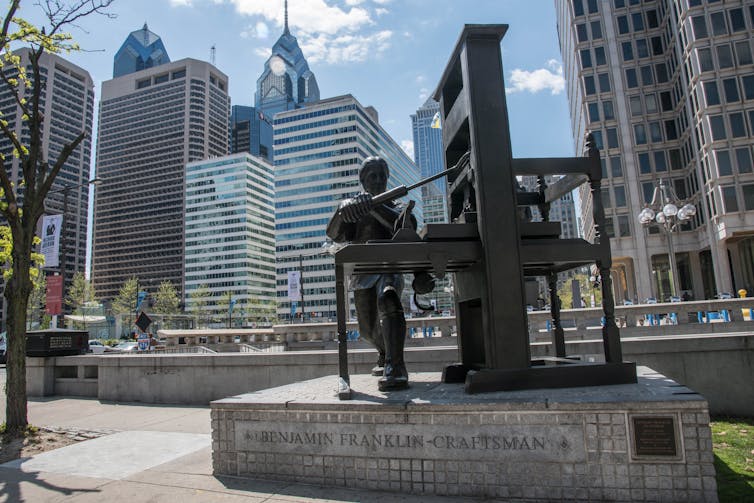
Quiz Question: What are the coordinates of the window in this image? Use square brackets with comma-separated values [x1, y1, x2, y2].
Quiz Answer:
[639, 152, 651, 174]
[729, 8, 746, 32]
[573, 0, 584, 16]
[744, 76, 754, 100]
[630, 96, 643, 116]
[715, 150, 733, 176]
[744, 185, 754, 211]
[617, 16, 629, 34]
[632, 12, 644, 31]
[710, 115, 726, 141]
[651, 36, 664, 56]
[617, 216, 631, 237]
[669, 149, 683, 170]
[587, 0, 598, 14]
[610, 156, 623, 177]
[640, 66, 654, 86]
[598, 73, 611, 93]
[645, 94, 658, 114]
[692, 16, 708, 39]
[642, 181, 655, 203]
[735, 147, 752, 174]
[710, 11, 727, 36]
[581, 49, 593, 68]
[588, 102, 600, 122]
[717, 45, 734, 69]
[637, 39, 649, 58]
[722, 186, 739, 213]
[591, 21, 603, 39]
[723, 78, 740, 103]
[592, 130, 604, 149]
[698, 48, 714, 72]
[647, 10, 659, 28]
[614, 0, 625, 8]
[577, 24, 588, 42]
[735, 41, 752, 66]
[584, 75, 596, 95]
[602, 100, 615, 120]
[136, 78, 150, 89]
[704, 81, 720, 105]
[626, 68, 638, 88]
[635, 124, 647, 145]
[622, 42, 634, 61]
[650, 122, 663, 143]
[730, 112, 747, 138]
[655, 63, 669, 83]
[614, 185, 627, 207]
[660, 91, 673, 111]
[607, 128, 619, 149]
[654, 151, 667, 172]
[749, 110, 754, 135]
[665, 120, 678, 140]
[594, 46, 607, 66]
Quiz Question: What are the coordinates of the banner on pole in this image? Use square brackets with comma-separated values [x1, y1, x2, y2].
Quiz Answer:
[287, 271, 301, 301]
[45, 275, 63, 315]
[40, 214, 63, 269]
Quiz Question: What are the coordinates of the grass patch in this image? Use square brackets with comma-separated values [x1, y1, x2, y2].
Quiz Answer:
[711, 417, 754, 502]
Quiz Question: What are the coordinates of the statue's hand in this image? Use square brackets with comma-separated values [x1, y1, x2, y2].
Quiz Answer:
[341, 193, 373, 223]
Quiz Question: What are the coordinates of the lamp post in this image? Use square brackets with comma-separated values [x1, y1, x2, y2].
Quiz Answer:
[637, 179, 696, 299]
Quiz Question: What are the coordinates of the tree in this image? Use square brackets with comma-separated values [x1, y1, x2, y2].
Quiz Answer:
[153, 280, 179, 315]
[111, 276, 138, 316]
[188, 284, 210, 328]
[557, 273, 603, 310]
[65, 271, 96, 328]
[1, 0, 116, 435]
[26, 267, 47, 329]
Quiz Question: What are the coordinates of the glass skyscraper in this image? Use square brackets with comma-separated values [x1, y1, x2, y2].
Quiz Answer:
[113, 23, 170, 78]
[184, 153, 276, 323]
[556, 0, 754, 301]
[274, 95, 421, 321]
[230, 105, 273, 161]
[411, 98, 449, 225]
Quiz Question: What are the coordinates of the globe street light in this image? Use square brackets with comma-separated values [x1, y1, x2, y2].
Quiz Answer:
[637, 178, 696, 299]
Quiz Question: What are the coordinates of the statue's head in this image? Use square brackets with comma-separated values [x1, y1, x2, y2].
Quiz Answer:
[359, 157, 389, 195]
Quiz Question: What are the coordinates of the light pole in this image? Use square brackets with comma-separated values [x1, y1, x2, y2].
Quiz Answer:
[637, 179, 696, 299]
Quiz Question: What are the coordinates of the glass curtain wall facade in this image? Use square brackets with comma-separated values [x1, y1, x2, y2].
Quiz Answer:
[274, 94, 421, 322]
[184, 153, 276, 324]
[556, 0, 754, 301]
[92, 59, 230, 302]
[230, 105, 273, 161]
[113, 24, 170, 78]
[0, 49, 94, 325]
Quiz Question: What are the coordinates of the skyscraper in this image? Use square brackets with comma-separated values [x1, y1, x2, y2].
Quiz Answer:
[113, 23, 170, 78]
[255, 0, 320, 118]
[411, 98, 448, 225]
[0, 49, 94, 318]
[92, 52, 230, 301]
[556, 0, 754, 301]
[184, 153, 276, 322]
[274, 95, 421, 321]
[229, 105, 273, 161]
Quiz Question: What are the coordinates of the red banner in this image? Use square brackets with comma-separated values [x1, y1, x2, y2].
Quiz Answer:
[46, 275, 63, 315]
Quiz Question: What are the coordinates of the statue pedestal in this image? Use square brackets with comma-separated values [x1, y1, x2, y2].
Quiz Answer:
[211, 367, 717, 502]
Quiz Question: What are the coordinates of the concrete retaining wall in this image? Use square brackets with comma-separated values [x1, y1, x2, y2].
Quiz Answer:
[27, 333, 754, 417]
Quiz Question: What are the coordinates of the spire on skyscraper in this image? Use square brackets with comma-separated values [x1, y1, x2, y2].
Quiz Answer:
[113, 23, 170, 78]
[284, 0, 290, 35]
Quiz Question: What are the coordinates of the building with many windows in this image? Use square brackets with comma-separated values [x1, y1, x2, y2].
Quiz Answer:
[411, 98, 449, 225]
[0, 49, 94, 324]
[230, 105, 273, 161]
[183, 153, 276, 324]
[556, 0, 754, 302]
[92, 56, 230, 301]
[274, 94, 421, 322]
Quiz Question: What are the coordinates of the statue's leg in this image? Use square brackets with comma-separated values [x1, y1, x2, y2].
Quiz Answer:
[377, 286, 408, 391]
[353, 287, 385, 375]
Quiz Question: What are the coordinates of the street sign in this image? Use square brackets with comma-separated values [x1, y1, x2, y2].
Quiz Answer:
[45, 275, 63, 315]
[135, 311, 152, 332]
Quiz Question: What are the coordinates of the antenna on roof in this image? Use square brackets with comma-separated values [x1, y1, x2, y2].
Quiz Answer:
[284, 0, 290, 35]
[210, 44, 216, 65]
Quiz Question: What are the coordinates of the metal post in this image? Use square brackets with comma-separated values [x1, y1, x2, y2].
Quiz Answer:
[299, 253, 305, 321]
[60, 187, 69, 300]
[665, 226, 680, 298]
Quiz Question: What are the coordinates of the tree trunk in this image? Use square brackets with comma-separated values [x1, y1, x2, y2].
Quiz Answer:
[4, 239, 33, 434]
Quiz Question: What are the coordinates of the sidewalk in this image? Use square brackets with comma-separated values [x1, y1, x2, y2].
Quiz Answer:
[0, 368, 481, 502]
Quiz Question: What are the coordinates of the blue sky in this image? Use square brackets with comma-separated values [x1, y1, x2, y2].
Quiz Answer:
[24, 0, 576, 161]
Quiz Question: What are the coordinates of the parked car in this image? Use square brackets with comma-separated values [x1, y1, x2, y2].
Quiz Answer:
[87, 340, 110, 354]
[112, 341, 139, 353]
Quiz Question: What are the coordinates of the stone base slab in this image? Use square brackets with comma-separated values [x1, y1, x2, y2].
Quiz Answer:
[211, 366, 717, 502]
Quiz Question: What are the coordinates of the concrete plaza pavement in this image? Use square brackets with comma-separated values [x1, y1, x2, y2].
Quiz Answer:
[0, 366, 486, 502]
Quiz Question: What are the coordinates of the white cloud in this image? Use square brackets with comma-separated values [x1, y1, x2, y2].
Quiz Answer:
[300, 30, 392, 64]
[375, 7, 388, 16]
[169, 0, 193, 5]
[418, 87, 429, 101]
[505, 59, 565, 95]
[400, 139, 414, 160]
[345, 0, 365, 4]
[255, 47, 272, 58]
[240, 21, 270, 39]
[226, 0, 372, 35]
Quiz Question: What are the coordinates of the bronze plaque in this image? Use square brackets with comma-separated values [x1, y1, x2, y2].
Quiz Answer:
[632, 416, 677, 457]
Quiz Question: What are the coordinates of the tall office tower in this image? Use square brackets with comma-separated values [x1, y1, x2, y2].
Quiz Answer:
[92, 57, 230, 301]
[556, 0, 754, 302]
[184, 153, 276, 322]
[0, 49, 94, 320]
[229, 105, 273, 161]
[113, 23, 170, 78]
[411, 98, 449, 224]
[255, 0, 320, 118]
[274, 94, 421, 322]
